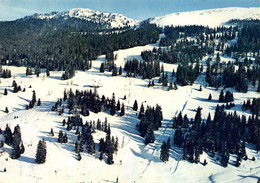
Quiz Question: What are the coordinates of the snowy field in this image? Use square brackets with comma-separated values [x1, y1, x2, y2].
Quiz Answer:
[0, 36, 259, 183]
[150, 7, 260, 28]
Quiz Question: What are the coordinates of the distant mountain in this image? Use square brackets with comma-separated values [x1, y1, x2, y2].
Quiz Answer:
[26, 8, 138, 29]
[149, 7, 260, 27]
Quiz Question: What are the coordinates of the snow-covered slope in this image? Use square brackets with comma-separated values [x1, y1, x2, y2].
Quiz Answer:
[31, 8, 138, 28]
[0, 35, 259, 183]
[150, 7, 260, 27]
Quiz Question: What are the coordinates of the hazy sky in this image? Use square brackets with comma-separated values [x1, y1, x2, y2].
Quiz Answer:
[0, 0, 259, 21]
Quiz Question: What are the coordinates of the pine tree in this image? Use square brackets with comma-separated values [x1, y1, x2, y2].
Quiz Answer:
[26, 66, 32, 76]
[173, 128, 183, 147]
[116, 100, 121, 111]
[199, 85, 202, 91]
[203, 159, 207, 166]
[133, 100, 138, 111]
[4, 88, 7, 95]
[5, 107, 9, 113]
[32, 91, 36, 106]
[119, 66, 122, 75]
[11, 125, 23, 159]
[50, 128, 54, 136]
[219, 90, 225, 103]
[208, 93, 212, 100]
[37, 98, 41, 106]
[160, 141, 169, 162]
[35, 66, 41, 77]
[120, 103, 125, 116]
[257, 79, 260, 92]
[100, 63, 105, 73]
[35, 139, 47, 164]
[112, 66, 117, 76]
[46, 68, 50, 77]
[110, 99, 116, 116]
[138, 103, 145, 119]
[77, 153, 82, 161]
[144, 124, 155, 144]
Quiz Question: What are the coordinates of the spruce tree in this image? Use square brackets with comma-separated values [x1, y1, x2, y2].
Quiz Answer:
[120, 103, 125, 116]
[133, 100, 138, 111]
[46, 68, 50, 77]
[35, 139, 47, 164]
[77, 153, 82, 161]
[50, 128, 54, 136]
[160, 141, 169, 162]
[11, 125, 24, 159]
[208, 93, 212, 100]
[100, 63, 105, 73]
[219, 90, 225, 103]
[257, 79, 260, 92]
[138, 103, 145, 119]
[37, 98, 41, 106]
[112, 66, 117, 76]
[35, 67, 41, 77]
[119, 66, 122, 75]
[4, 88, 7, 95]
[116, 100, 121, 111]
[144, 124, 155, 144]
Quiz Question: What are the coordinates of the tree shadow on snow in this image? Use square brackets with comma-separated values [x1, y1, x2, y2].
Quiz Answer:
[17, 156, 36, 164]
[193, 97, 218, 103]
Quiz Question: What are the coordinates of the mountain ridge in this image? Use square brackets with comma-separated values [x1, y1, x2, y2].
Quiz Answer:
[26, 8, 139, 29]
[20, 7, 260, 29]
[149, 7, 260, 27]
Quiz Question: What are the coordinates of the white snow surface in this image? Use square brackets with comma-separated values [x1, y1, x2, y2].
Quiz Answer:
[150, 7, 260, 28]
[0, 36, 259, 183]
[32, 8, 139, 28]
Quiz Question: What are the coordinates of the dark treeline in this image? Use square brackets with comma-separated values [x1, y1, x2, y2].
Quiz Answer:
[0, 18, 159, 74]
[172, 105, 260, 167]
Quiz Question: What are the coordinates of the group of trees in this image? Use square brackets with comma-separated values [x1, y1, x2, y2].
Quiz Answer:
[160, 138, 171, 162]
[3, 124, 25, 159]
[1, 124, 46, 164]
[26, 90, 41, 109]
[65, 89, 125, 117]
[206, 61, 259, 93]
[218, 90, 234, 103]
[0, 18, 159, 78]
[176, 63, 201, 86]
[98, 131, 118, 164]
[124, 58, 161, 79]
[0, 68, 11, 78]
[171, 105, 259, 167]
[157, 23, 259, 92]
[71, 117, 118, 164]
[242, 98, 260, 116]
[137, 104, 163, 144]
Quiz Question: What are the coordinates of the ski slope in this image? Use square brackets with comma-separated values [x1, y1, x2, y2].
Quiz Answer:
[0, 36, 259, 183]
